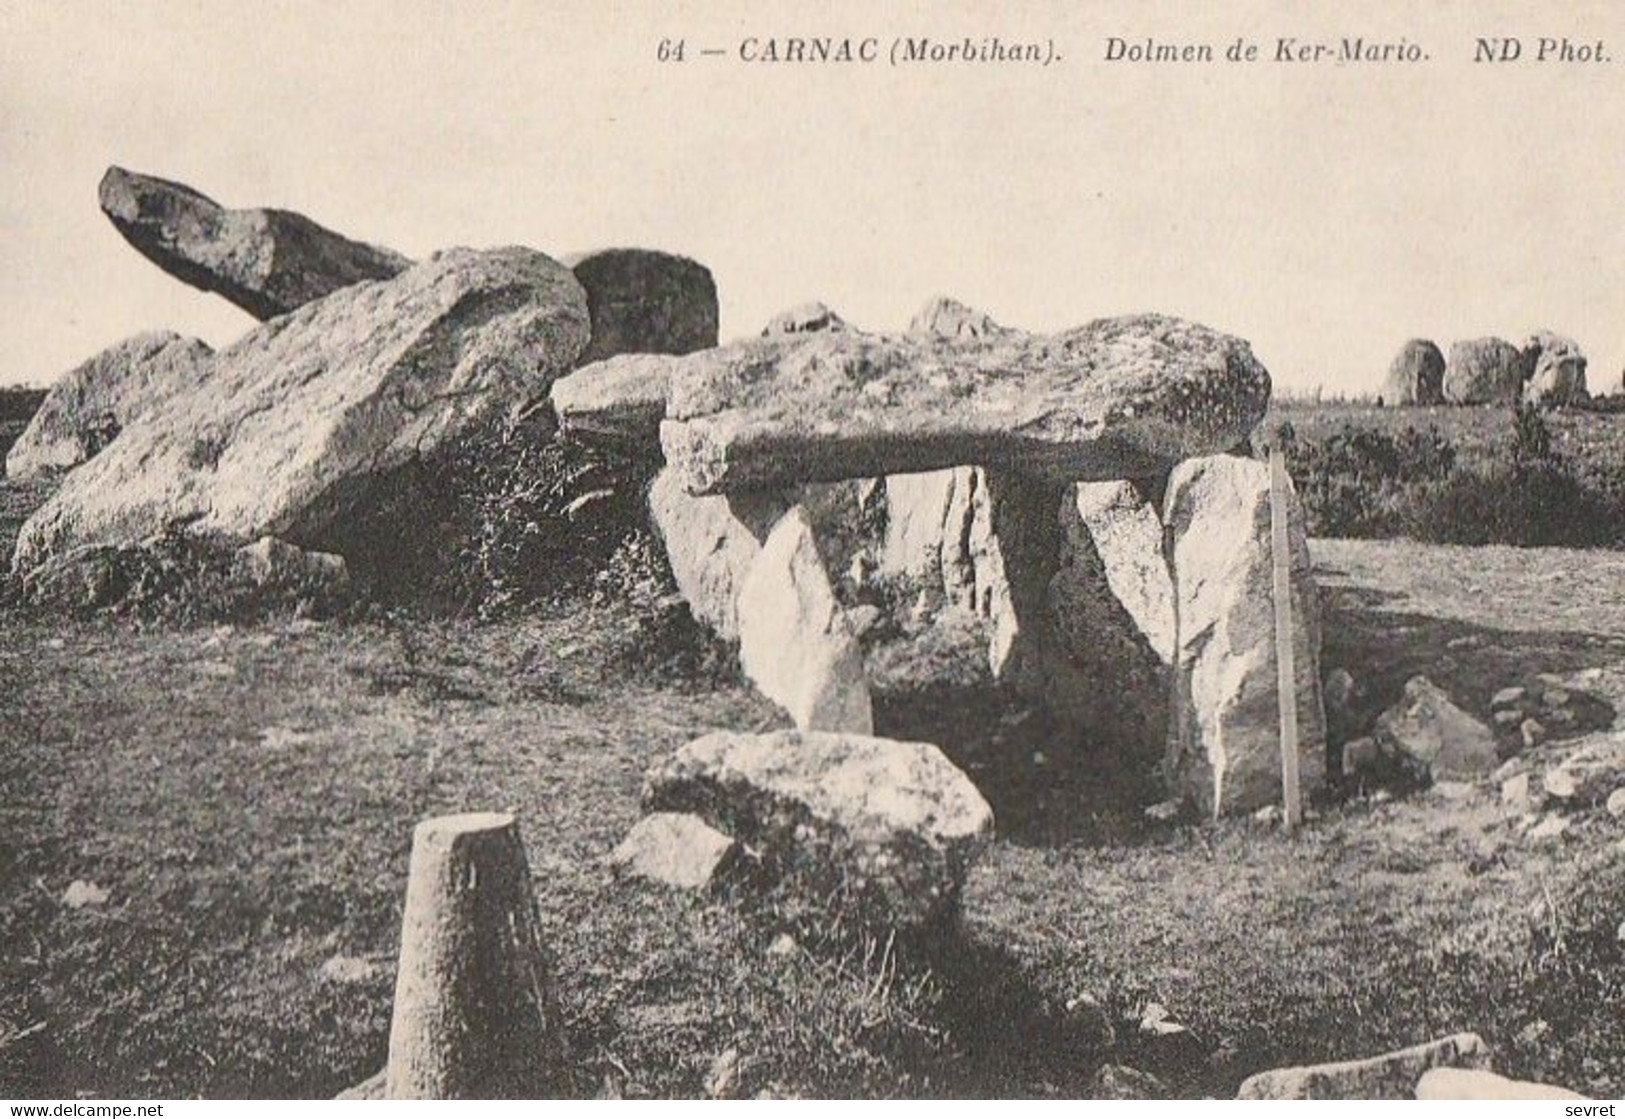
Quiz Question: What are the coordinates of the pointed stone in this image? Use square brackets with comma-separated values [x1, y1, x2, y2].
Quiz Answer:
[736, 507, 872, 733]
[99, 166, 410, 320]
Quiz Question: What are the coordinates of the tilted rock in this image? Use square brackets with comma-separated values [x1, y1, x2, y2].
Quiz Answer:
[99, 166, 410, 320]
[1373, 676, 1499, 780]
[610, 812, 737, 889]
[1384, 339, 1445, 406]
[660, 314, 1271, 495]
[1237, 1033, 1492, 1099]
[736, 507, 873, 733]
[646, 469, 791, 640]
[1165, 454, 1327, 817]
[907, 296, 1011, 340]
[1521, 330, 1588, 407]
[1071, 480, 1175, 663]
[644, 729, 994, 928]
[5, 331, 214, 479]
[1443, 337, 1526, 404]
[761, 301, 850, 336]
[550, 353, 671, 444]
[565, 248, 718, 365]
[1415, 1068, 1585, 1100]
[14, 247, 588, 576]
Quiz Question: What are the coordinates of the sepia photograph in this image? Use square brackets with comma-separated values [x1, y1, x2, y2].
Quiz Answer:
[1, 0, 1623, 1103]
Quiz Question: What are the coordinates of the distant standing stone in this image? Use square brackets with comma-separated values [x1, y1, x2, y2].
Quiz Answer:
[1443, 337, 1526, 404]
[1384, 339, 1445, 406]
[99, 166, 410, 320]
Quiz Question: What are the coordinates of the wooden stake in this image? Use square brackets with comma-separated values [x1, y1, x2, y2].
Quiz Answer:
[385, 812, 571, 1098]
[1268, 449, 1304, 830]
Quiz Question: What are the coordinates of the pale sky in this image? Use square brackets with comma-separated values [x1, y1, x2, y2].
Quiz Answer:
[2, 0, 1623, 394]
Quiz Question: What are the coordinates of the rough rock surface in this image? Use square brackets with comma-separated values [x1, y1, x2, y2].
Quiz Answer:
[565, 248, 718, 365]
[659, 314, 1272, 495]
[550, 354, 671, 444]
[14, 247, 589, 576]
[644, 729, 994, 928]
[647, 469, 791, 640]
[99, 166, 410, 320]
[1236, 1032, 1492, 1099]
[1520, 331, 1588, 407]
[1373, 676, 1500, 780]
[5, 331, 215, 480]
[1384, 339, 1446, 406]
[1541, 736, 1625, 806]
[1443, 337, 1526, 404]
[1071, 480, 1175, 663]
[232, 536, 349, 592]
[1415, 1068, 1585, 1100]
[907, 296, 1011, 340]
[610, 812, 736, 889]
[736, 508, 873, 733]
[1165, 454, 1327, 817]
[761, 302, 850, 336]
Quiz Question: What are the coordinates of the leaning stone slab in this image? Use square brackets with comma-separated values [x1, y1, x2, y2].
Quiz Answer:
[13, 247, 588, 577]
[1415, 1068, 1585, 1100]
[659, 313, 1271, 495]
[737, 507, 873, 733]
[551, 353, 671, 443]
[100, 166, 410, 320]
[647, 468, 791, 640]
[645, 729, 994, 929]
[1165, 454, 1327, 817]
[1236, 1032, 1492, 1099]
[5, 331, 214, 480]
[610, 812, 737, 890]
[1071, 479, 1175, 663]
[565, 248, 718, 365]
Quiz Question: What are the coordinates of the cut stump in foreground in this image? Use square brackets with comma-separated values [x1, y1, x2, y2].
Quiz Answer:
[384, 812, 571, 1099]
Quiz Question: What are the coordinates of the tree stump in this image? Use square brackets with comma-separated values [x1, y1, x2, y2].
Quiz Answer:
[384, 812, 571, 1098]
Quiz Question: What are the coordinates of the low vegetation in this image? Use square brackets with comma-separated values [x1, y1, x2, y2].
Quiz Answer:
[1269, 403, 1625, 548]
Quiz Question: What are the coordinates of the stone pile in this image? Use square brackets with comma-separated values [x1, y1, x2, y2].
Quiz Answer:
[10, 166, 718, 589]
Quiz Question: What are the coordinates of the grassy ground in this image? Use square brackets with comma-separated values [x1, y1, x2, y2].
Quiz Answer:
[2, 395, 1622, 1098]
[2, 527, 1622, 1098]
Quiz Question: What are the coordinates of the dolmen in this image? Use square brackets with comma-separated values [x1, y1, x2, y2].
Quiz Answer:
[554, 298, 1328, 817]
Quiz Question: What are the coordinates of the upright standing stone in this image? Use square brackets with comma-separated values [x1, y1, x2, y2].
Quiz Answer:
[1384, 339, 1446, 406]
[1070, 480, 1175, 663]
[385, 813, 570, 1099]
[736, 507, 873, 733]
[566, 248, 718, 365]
[1165, 454, 1326, 817]
[1443, 337, 1526, 404]
[1520, 330, 1587, 407]
[99, 166, 410, 320]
